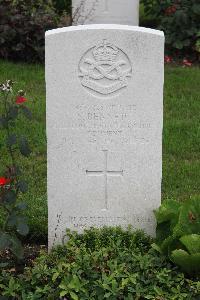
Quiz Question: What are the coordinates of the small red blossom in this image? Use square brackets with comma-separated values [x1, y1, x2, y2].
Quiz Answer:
[164, 55, 173, 63]
[0, 177, 11, 186]
[16, 96, 27, 104]
[182, 59, 192, 67]
[165, 5, 177, 15]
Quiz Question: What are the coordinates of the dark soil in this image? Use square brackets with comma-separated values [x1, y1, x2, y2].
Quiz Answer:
[0, 244, 47, 274]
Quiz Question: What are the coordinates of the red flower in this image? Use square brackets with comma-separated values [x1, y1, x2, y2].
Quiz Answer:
[164, 55, 173, 63]
[0, 177, 11, 186]
[16, 96, 27, 104]
[182, 59, 192, 67]
[165, 5, 177, 15]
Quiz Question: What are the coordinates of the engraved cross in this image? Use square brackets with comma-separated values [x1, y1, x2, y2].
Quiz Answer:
[86, 150, 123, 210]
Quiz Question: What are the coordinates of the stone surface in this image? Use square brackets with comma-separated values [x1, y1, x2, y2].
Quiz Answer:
[72, 0, 140, 26]
[46, 24, 164, 248]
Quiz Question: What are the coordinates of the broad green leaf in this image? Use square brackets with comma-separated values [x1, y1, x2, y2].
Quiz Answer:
[16, 222, 29, 236]
[7, 212, 18, 227]
[0, 233, 12, 250]
[19, 137, 31, 157]
[180, 234, 200, 254]
[160, 236, 176, 255]
[174, 197, 200, 236]
[6, 134, 17, 147]
[156, 221, 171, 242]
[2, 190, 16, 204]
[59, 291, 67, 297]
[16, 202, 27, 210]
[17, 180, 28, 193]
[21, 106, 32, 120]
[7, 106, 18, 120]
[154, 200, 180, 224]
[9, 236, 24, 259]
[171, 249, 200, 275]
[0, 116, 8, 128]
[70, 291, 79, 300]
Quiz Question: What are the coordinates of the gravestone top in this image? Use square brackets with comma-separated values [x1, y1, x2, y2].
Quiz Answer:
[46, 24, 164, 249]
[46, 24, 163, 37]
[72, 0, 140, 26]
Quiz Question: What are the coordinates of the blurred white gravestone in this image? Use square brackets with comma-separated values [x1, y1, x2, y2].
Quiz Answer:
[46, 25, 164, 248]
[72, 0, 140, 26]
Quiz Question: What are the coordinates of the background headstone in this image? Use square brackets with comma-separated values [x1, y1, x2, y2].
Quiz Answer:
[46, 24, 164, 249]
[72, 0, 140, 26]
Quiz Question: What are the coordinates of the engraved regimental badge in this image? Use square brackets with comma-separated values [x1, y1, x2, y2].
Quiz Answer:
[79, 40, 132, 97]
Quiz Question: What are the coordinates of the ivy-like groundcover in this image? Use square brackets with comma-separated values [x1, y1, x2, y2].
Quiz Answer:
[0, 227, 199, 299]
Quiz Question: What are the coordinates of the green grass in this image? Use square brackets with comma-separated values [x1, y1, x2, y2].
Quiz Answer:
[0, 60, 199, 241]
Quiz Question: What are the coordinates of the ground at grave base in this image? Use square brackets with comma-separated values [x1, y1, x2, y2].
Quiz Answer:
[0, 244, 47, 273]
[0, 228, 199, 300]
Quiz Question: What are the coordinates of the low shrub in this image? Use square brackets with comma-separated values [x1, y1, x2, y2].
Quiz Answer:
[52, 0, 71, 14]
[0, 0, 59, 62]
[141, 0, 200, 59]
[0, 227, 199, 299]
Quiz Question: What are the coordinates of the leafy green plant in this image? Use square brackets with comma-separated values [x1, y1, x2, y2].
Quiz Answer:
[0, 0, 59, 62]
[0, 80, 32, 261]
[153, 197, 200, 275]
[0, 227, 199, 299]
[52, 0, 71, 14]
[141, 0, 200, 59]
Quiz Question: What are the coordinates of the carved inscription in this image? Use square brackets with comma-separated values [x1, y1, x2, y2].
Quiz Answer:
[79, 40, 132, 97]
[67, 215, 153, 229]
[74, 103, 151, 144]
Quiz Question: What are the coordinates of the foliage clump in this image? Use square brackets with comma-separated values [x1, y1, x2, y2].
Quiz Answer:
[0, 0, 60, 62]
[141, 0, 200, 59]
[0, 227, 199, 299]
[153, 197, 200, 276]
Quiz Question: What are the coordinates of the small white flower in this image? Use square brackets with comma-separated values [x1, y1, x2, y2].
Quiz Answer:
[0, 80, 13, 93]
[17, 89, 25, 96]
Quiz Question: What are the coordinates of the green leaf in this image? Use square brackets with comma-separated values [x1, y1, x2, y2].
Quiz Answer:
[173, 40, 184, 49]
[156, 221, 171, 242]
[151, 243, 162, 253]
[2, 190, 16, 204]
[21, 106, 32, 120]
[192, 4, 200, 15]
[0, 116, 8, 128]
[0, 233, 12, 250]
[174, 197, 200, 236]
[19, 137, 31, 157]
[154, 200, 180, 224]
[180, 234, 200, 254]
[16, 222, 29, 236]
[6, 134, 17, 147]
[17, 180, 28, 193]
[69, 291, 79, 300]
[9, 236, 24, 259]
[0, 262, 9, 268]
[7, 106, 18, 120]
[16, 202, 27, 210]
[60, 291, 67, 297]
[7, 212, 18, 227]
[171, 249, 200, 275]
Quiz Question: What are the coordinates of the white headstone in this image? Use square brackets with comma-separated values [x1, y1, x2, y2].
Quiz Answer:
[72, 0, 140, 26]
[46, 24, 164, 248]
